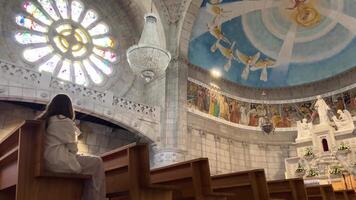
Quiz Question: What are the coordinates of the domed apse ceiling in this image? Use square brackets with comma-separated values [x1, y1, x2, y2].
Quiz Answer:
[188, 0, 356, 88]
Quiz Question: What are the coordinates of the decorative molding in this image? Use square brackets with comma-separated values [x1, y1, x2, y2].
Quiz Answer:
[0, 59, 160, 140]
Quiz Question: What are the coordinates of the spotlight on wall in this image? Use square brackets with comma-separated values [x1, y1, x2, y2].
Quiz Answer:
[210, 69, 222, 78]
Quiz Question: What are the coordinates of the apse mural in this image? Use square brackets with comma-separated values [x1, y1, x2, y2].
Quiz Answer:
[189, 0, 356, 88]
[187, 80, 356, 128]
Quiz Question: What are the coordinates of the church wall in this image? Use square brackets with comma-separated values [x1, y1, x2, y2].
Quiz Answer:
[0, 102, 139, 155]
[186, 112, 296, 180]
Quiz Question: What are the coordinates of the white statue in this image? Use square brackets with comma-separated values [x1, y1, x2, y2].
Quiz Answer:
[297, 118, 312, 139]
[332, 109, 355, 131]
[314, 95, 331, 124]
[240, 105, 249, 125]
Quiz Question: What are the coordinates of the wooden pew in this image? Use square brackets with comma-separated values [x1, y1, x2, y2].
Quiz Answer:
[150, 158, 232, 200]
[211, 169, 270, 200]
[101, 143, 175, 200]
[306, 184, 336, 200]
[0, 120, 90, 200]
[334, 190, 356, 200]
[267, 178, 307, 200]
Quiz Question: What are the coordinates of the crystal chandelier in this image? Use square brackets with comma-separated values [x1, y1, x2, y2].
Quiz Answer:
[127, 13, 171, 82]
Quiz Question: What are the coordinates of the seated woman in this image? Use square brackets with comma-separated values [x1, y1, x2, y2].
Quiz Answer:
[37, 94, 106, 200]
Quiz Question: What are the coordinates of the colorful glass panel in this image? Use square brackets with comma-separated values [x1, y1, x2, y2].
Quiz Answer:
[55, 0, 69, 19]
[88, 22, 109, 36]
[92, 47, 117, 62]
[23, 1, 52, 25]
[83, 59, 103, 84]
[73, 62, 87, 85]
[81, 10, 98, 28]
[57, 59, 71, 81]
[38, 54, 61, 72]
[37, 0, 60, 21]
[15, 15, 48, 32]
[89, 54, 112, 75]
[15, 32, 47, 44]
[23, 46, 53, 62]
[92, 37, 115, 48]
[71, 1, 84, 22]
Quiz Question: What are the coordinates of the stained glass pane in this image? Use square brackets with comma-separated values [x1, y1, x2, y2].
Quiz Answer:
[74, 28, 88, 43]
[81, 10, 98, 28]
[73, 62, 87, 85]
[23, 1, 52, 25]
[83, 59, 103, 84]
[23, 46, 53, 62]
[93, 47, 117, 62]
[89, 54, 112, 75]
[15, 32, 48, 44]
[38, 54, 61, 72]
[37, 0, 60, 21]
[71, 1, 84, 22]
[72, 46, 87, 57]
[15, 15, 48, 33]
[57, 59, 71, 81]
[88, 22, 109, 36]
[92, 37, 115, 48]
[55, 0, 69, 19]
[53, 36, 68, 53]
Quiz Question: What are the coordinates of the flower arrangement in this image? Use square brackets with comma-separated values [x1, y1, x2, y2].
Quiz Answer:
[306, 168, 319, 177]
[304, 147, 315, 160]
[329, 166, 343, 176]
[337, 142, 351, 153]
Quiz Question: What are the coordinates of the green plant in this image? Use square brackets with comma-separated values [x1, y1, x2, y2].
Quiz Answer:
[329, 166, 343, 175]
[304, 147, 314, 158]
[338, 142, 351, 151]
[306, 169, 318, 177]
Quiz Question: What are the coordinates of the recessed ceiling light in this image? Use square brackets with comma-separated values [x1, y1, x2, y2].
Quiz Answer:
[210, 69, 221, 78]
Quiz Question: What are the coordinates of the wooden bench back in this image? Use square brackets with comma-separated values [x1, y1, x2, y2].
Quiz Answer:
[211, 169, 270, 200]
[150, 158, 218, 199]
[0, 120, 89, 200]
[0, 123, 22, 197]
[268, 178, 307, 200]
[101, 143, 152, 197]
[306, 185, 336, 200]
[334, 189, 355, 200]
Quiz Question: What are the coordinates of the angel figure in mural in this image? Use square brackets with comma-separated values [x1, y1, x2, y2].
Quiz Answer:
[207, 16, 231, 45]
[250, 58, 276, 81]
[236, 49, 260, 80]
[211, 40, 239, 71]
[206, 1, 230, 18]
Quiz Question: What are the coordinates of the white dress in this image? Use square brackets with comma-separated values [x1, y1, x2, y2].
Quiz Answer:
[44, 115, 106, 200]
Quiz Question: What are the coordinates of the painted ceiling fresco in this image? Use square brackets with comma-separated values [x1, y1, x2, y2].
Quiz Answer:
[188, 0, 356, 88]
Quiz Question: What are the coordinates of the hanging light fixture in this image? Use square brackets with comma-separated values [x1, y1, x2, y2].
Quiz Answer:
[126, 11, 171, 82]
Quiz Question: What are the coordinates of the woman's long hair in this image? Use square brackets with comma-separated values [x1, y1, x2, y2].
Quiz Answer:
[37, 94, 75, 121]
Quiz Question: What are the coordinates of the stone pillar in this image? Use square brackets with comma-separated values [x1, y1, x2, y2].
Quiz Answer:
[152, 56, 188, 167]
